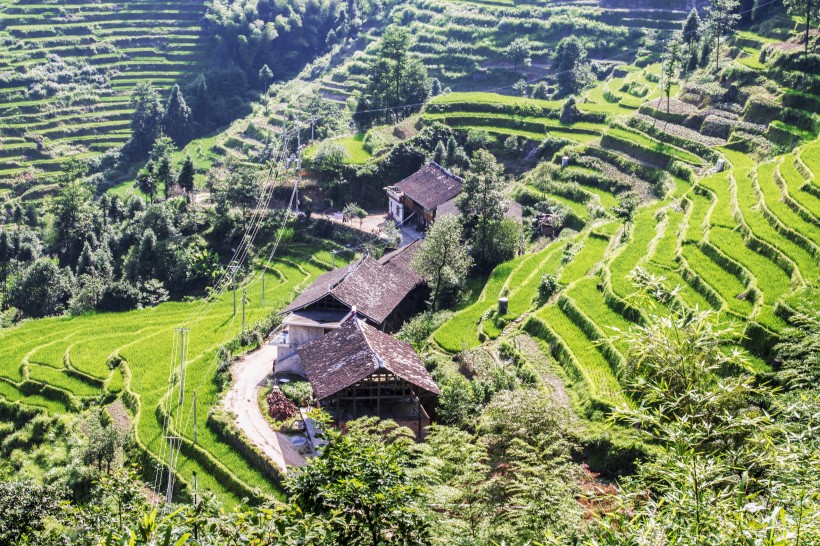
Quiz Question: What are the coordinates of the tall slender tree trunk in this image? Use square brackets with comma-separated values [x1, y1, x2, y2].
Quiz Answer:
[807, 5, 812, 59]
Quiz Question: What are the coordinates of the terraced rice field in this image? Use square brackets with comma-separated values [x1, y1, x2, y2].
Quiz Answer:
[0, 0, 212, 190]
[0, 243, 350, 505]
[432, 122, 816, 414]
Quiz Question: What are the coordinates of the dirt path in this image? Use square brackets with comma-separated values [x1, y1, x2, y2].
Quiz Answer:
[223, 343, 306, 473]
[509, 333, 572, 408]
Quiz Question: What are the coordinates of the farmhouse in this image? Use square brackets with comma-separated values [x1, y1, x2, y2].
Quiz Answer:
[385, 162, 523, 229]
[273, 241, 426, 375]
[384, 162, 463, 230]
[297, 313, 439, 437]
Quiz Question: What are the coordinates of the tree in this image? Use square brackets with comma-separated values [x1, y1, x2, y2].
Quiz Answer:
[258, 63, 273, 91]
[354, 26, 429, 127]
[51, 180, 94, 265]
[682, 7, 703, 46]
[155, 155, 174, 197]
[287, 418, 430, 546]
[136, 168, 156, 201]
[0, 230, 14, 307]
[432, 140, 447, 165]
[411, 214, 472, 310]
[381, 219, 402, 247]
[82, 411, 128, 474]
[784, 0, 820, 58]
[177, 156, 195, 198]
[0, 481, 65, 544]
[127, 83, 163, 157]
[505, 38, 532, 71]
[504, 135, 519, 155]
[342, 202, 367, 228]
[478, 389, 583, 542]
[10, 258, 74, 317]
[611, 191, 640, 237]
[553, 36, 593, 96]
[663, 34, 683, 113]
[587, 306, 799, 544]
[162, 84, 191, 145]
[706, 0, 741, 70]
[431, 77, 443, 96]
[224, 166, 263, 230]
[457, 149, 509, 269]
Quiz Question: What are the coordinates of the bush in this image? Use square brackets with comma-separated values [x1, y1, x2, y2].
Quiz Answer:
[279, 380, 313, 407]
[537, 273, 559, 305]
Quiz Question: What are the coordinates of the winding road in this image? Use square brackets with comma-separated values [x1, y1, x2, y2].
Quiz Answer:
[223, 342, 306, 473]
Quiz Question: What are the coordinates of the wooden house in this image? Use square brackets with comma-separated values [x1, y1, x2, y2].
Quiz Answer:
[384, 162, 463, 230]
[297, 313, 439, 437]
[273, 241, 427, 375]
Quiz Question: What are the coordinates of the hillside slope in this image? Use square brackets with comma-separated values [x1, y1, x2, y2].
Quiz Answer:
[0, 0, 212, 195]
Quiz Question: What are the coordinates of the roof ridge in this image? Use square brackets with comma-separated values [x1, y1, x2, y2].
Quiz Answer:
[353, 314, 385, 370]
[429, 160, 464, 183]
[328, 255, 366, 291]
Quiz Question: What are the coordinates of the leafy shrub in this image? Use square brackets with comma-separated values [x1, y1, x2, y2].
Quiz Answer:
[279, 381, 313, 407]
[537, 273, 559, 305]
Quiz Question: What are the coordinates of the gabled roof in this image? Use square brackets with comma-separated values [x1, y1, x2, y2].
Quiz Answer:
[280, 242, 424, 325]
[297, 315, 440, 400]
[388, 162, 463, 211]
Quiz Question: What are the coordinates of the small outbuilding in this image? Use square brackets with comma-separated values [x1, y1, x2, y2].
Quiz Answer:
[297, 313, 439, 438]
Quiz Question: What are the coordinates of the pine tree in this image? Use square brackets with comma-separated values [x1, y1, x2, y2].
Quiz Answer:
[445, 136, 458, 167]
[128, 83, 163, 157]
[177, 156, 195, 199]
[258, 64, 273, 91]
[155, 156, 174, 197]
[191, 74, 210, 128]
[162, 85, 191, 145]
[431, 78, 443, 97]
[433, 141, 447, 166]
[682, 8, 703, 46]
[77, 242, 96, 277]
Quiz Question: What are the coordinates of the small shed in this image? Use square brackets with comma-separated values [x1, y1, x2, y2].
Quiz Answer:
[535, 212, 558, 238]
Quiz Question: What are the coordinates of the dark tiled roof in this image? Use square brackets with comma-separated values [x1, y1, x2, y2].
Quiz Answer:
[390, 162, 463, 211]
[436, 197, 522, 222]
[281, 242, 424, 325]
[436, 197, 459, 218]
[298, 316, 440, 400]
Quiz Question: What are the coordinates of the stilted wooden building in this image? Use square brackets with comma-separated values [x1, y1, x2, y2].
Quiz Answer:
[297, 313, 439, 438]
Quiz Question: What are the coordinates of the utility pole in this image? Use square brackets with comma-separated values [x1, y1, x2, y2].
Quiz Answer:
[331, 249, 337, 268]
[175, 328, 189, 405]
[241, 289, 247, 334]
[261, 266, 265, 307]
[227, 264, 239, 316]
[164, 435, 178, 505]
